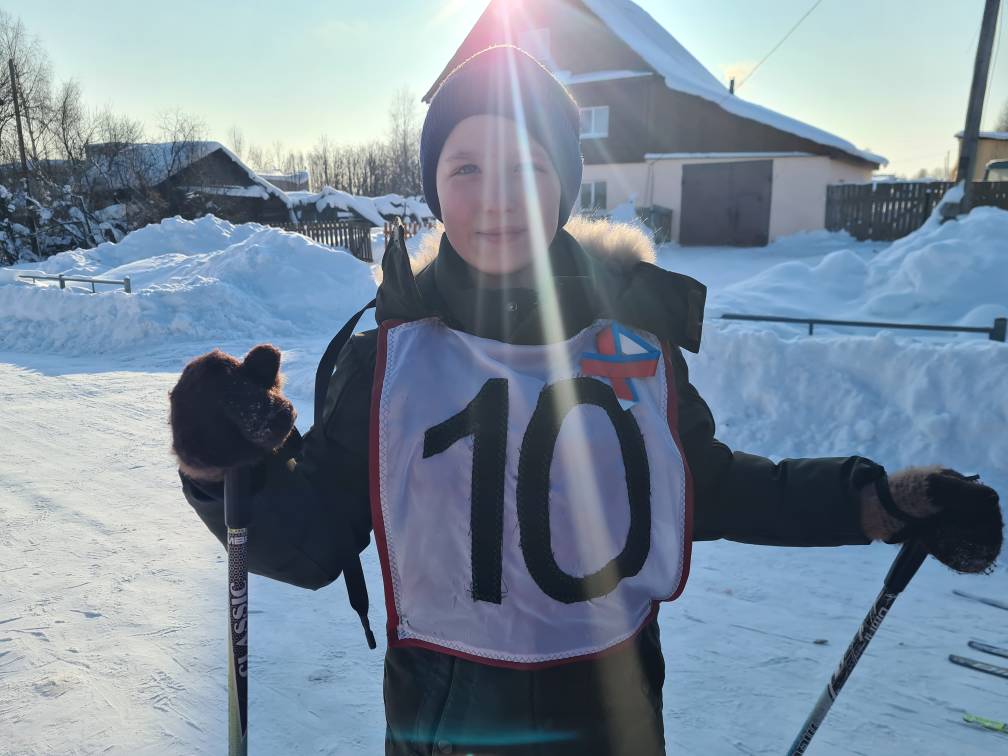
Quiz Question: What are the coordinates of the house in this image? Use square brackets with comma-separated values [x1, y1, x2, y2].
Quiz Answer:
[953, 131, 1008, 181]
[422, 0, 886, 246]
[257, 169, 311, 192]
[84, 141, 294, 224]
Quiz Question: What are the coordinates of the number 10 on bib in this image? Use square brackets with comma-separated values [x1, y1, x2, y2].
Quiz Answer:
[370, 318, 692, 667]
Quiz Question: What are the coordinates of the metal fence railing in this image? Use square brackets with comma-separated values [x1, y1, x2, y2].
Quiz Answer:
[18, 273, 132, 293]
[720, 313, 1006, 342]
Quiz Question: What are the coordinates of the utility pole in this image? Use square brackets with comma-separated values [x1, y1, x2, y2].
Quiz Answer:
[8, 58, 39, 258]
[955, 0, 1001, 214]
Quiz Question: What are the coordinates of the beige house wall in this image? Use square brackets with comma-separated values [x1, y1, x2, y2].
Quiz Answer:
[974, 138, 1008, 180]
[580, 156, 872, 244]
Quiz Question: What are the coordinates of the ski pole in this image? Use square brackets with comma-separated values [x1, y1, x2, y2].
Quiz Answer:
[225, 467, 251, 756]
[787, 539, 928, 755]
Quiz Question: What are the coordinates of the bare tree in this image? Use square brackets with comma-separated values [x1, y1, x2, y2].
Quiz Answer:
[227, 125, 246, 160]
[996, 98, 1008, 132]
[386, 86, 422, 195]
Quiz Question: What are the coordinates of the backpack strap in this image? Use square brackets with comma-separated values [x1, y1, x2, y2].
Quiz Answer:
[314, 298, 377, 649]
[314, 299, 376, 428]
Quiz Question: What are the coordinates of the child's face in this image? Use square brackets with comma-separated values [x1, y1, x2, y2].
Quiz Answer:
[436, 114, 562, 278]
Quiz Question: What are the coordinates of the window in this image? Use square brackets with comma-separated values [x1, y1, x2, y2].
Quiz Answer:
[580, 181, 607, 211]
[579, 106, 609, 139]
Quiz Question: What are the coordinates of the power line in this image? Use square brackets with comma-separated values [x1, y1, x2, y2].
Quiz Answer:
[736, 0, 826, 90]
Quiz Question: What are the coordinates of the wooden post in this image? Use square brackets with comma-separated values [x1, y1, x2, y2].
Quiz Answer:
[956, 0, 1001, 213]
[992, 317, 1007, 342]
[8, 58, 39, 259]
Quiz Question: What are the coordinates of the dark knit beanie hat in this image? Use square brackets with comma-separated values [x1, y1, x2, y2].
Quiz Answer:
[420, 44, 583, 227]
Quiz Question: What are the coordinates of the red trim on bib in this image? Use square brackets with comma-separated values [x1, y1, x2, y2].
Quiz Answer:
[369, 320, 404, 648]
[389, 603, 662, 671]
[658, 341, 694, 603]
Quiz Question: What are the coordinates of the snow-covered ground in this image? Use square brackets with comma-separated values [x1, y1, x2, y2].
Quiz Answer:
[1, 210, 1006, 755]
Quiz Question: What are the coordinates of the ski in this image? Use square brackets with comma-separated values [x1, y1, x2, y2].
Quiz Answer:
[953, 589, 1008, 611]
[969, 640, 1008, 660]
[963, 713, 1007, 733]
[949, 654, 1008, 680]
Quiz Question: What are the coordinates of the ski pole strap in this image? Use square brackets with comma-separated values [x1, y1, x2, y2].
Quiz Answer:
[313, 299, 378, 649]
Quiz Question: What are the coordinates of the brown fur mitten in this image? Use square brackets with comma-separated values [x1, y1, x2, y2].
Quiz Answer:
[168, 344, 297, 483]
[861, 466, 1003, 574]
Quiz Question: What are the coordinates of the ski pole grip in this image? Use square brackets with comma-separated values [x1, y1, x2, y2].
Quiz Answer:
[225, 467, 252, 530]
[883, 539, 928, 594]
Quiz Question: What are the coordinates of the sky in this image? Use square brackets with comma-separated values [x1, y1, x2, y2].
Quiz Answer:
[7, 0, 1007, 178]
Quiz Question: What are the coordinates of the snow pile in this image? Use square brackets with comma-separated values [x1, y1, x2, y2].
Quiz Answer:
[688, 328, 1008, 491]
[701, 206, 1008, 331]
[0, 215, 376, 355]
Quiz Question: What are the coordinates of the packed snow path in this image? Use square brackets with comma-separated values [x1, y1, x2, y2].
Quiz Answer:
[2, 210, 1006, 753]
[0, 344, 1004, 755]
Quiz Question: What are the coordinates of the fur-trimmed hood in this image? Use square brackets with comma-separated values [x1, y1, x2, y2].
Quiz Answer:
[378, 216, 657, 283]
[374, 215, 704, 352]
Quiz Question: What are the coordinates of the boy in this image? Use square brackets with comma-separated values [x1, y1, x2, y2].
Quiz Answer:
[170, 46, 1001, 755]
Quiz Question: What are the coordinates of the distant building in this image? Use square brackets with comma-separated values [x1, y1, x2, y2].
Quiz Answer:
[257, 170, 311, 192]
[84, 141, 294, 224]
[953, 131, 1008, 181]
[423, 0, 885, 246]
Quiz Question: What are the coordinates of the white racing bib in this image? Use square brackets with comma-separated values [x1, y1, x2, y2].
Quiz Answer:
[370, 318, 692, 667]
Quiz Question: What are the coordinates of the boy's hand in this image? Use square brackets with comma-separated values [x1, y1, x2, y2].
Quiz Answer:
[169, 344, 297, 483]
[860, 466, 1003, 574]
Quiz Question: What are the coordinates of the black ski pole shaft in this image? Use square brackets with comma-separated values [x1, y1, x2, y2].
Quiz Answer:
[225, 467, 251, 756]
[787, 539, 928, 755]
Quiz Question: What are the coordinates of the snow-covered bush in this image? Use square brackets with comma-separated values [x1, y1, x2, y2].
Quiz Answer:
[0, 179, 122, 265]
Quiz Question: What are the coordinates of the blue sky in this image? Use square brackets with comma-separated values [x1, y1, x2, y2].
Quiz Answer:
[10, 0, 1007, 177]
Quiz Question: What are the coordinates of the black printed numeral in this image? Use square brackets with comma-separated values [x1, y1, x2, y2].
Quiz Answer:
[423, 377, 651, 606]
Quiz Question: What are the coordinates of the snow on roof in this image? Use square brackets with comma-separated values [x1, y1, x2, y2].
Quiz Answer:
[367, 193, 435, 220]
[87, 141, 221, 188]
[580, 0, 887, 167]
[555, 69, 653, 85]
[286, 190, 432, 224]
[404, 196, 434, 219]
[306, 187, 385, 226]
[258, 169, 310, 184]
[86, 141, 292, 211]
[645, 151, 815, 160]
[955, 130, 1008, 141]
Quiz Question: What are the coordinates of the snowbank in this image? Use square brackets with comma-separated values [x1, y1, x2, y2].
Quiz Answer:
[703, 206, 1008, 331]
[0, 215, 376, 354]
[689, 327, 1008, 491]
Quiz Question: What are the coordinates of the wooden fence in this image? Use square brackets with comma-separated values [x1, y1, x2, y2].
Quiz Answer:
[825, 181, 1008, 241]
[280, 220, 373, 262]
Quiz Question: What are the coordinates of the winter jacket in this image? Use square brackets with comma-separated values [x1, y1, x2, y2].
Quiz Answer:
[180, 218, 885, 755]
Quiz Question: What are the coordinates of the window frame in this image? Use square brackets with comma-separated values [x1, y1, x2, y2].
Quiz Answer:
[579, 180, 608, 211]
[579, 106, 610, 139]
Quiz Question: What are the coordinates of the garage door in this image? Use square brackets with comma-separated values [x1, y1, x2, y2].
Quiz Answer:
[680, 160, 773, 246]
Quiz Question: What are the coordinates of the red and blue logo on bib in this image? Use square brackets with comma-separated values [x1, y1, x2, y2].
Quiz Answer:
[579, 323, 661, 406]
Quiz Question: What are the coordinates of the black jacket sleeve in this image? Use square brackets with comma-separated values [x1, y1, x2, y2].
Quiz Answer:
[179, 332, 377, 589]
[669, 347, 883, 547]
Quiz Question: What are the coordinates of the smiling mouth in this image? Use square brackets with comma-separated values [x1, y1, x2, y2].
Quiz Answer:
[477, 229, 527, 239]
